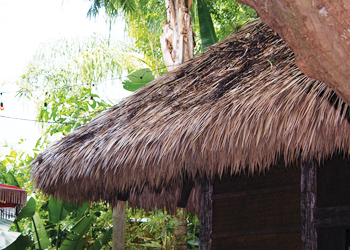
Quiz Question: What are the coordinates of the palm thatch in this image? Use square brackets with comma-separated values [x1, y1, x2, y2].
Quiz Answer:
[31, 19, 350, 211]
[0, 184, 27, 208]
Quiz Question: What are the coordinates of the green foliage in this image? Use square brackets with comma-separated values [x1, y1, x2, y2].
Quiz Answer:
[92, 228, 113, 250]
[198, 0, 217, 51]
[87, 0, 136, 17]
[3, 235, 33, 250]
[2, 172, 20, 187]
[0, 221, 21, 249]
[60, 215, 94, 250]
[88, 0, 167, 76]
[32, 213, 50, 250]
[87, 0, 257, 68]
[122, 68, 154, 91]
[1, 173, 112, 250]
[63, 201, 89, 221]
[206, 0, 258, 41]
[17, 35, 147, 148]
[48, 195, 68, 223]
[125, 208, 199, 249]
[124, 0, 167, 76]
[0, 146, 35, 194]
[16, 198, 36, 221]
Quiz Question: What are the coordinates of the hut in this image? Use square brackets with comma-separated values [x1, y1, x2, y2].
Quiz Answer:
[0, 183, 27, 249]
[31, 19, 350, 250]
[0, 183, 27, 219]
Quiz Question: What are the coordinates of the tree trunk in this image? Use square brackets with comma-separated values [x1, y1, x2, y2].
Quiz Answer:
[236, 0, 350, 106]
[160, 0, 194, 71]
[113, 201, 126, 250]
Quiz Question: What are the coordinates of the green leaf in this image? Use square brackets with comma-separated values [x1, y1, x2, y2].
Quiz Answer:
[3, 235, 33, 250]
[90, 100, 97, 109]
[48, 195, 68, 223]
[16, 197, 36, 221]
[51, 106, 58, 120]
[0, 229, 21, 249]
[60, 215, 93, 250]
[92, 228, 112, 250]
[63, 201, 88, 220]
[4, 172, 20, 187]
[122, 68, 154, 92]
[187, 237, 199, 247]
[75, 203, 89, 221]
[62, 201, 78, 212]
[32, 213, 50, 250]
[0, 218, 13, 232]
[198, 0, 217, 51]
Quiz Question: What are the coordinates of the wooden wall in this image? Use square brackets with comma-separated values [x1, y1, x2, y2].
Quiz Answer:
[210, 160, 302, 250]
[198, 154, 350, 250]
[315, 155, 350, 250]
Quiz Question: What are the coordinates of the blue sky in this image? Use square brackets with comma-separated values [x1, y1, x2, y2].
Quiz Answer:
[0, 0, 129, 155]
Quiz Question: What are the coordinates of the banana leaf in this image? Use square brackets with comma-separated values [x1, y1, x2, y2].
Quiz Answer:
[16, 197, 36, 221]
[60, 215, 93, 250]
[63, 201, 88, 221]
[32, 213, 50, 250]
[197, 0, 217, 51]
[48, 195, 68, 223]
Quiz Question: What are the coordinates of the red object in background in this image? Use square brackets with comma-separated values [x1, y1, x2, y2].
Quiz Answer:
[0, 102, 3, 110]
[0, 184, 27, 208]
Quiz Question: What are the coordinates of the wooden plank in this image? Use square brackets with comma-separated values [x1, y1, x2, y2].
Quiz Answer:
[113, 201, 126, 250]
[211, 226, 302, 239]
[212, 184, 300, 200]
[199, 177, 213, 250]
[314, 205, 350, 228]
[317, 228, 345, 250]
[301, 160, 317, 250]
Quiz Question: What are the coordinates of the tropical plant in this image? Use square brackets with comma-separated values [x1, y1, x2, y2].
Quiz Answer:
[16, 35, 148, 147]
[86, 0, 257, 72]
[207, 0, 258, 41]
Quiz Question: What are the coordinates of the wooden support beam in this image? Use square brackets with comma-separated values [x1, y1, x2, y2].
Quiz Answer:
[212, 184, 300, 200]
[301, 160, 317, 250]
[199, 177, 213, 250]
[113, 201, 126, 250]
[211, 226, 301, 239]
[314, 205, 350, 228]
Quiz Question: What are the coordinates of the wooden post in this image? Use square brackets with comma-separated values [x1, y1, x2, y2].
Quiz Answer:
[113, 201, 126, 250]
[174, 209, 187, 250]
[301, 160, 317, 250]
[199, 177, 213, 250]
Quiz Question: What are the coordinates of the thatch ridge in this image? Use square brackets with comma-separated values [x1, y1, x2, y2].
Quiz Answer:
[31, 19, 350, 211]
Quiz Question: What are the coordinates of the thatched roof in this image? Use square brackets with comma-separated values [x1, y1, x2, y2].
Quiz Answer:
[31, 19, 350, 211]
[0, 184, 27, 208]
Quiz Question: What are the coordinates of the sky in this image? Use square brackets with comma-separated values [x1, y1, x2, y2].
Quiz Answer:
[0, 0, 131, 156]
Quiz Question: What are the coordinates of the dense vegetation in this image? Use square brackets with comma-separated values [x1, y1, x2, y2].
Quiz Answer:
[0, 0, 256, 249]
